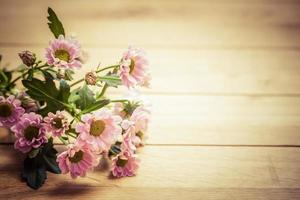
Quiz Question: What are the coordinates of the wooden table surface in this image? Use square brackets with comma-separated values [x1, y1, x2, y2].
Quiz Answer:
[1, 0, 300, 199]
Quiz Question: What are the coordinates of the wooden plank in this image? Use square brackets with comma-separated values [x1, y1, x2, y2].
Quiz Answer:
[2, 95, 300, 145]
[1, 145, 300, 199]
[149, 95, 300, 145]
[2, 47, 300, 95]
[1, 0, 300, 47]
[1, 0, 300, 25]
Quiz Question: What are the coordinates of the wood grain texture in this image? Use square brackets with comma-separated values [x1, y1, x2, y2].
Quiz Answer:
[2, 47, 300, 95]
[1, 0, 300, 199]
[2, 95, 300, 145]
[1, 145, 300, 199]
[1, 0, 300, 48]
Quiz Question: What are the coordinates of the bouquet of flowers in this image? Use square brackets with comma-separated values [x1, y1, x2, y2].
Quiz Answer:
[0, 8, 150, 189]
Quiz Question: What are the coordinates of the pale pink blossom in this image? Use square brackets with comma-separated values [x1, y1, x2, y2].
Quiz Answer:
[121, 130, 137, 153]
[57, 140, 99, 179]
[11, 112, 47, 153]
[130, 105, 151, 134]
[111, 151, 139, 178]
[121, 105, 151, 146]
[113, 102, 126, 119]
[75, 109, 122, 153]
[45, 35, 82, 69]
[44, 110, 70, 137]
[119, 47, 150, 88]
[0, 95, 25, 128]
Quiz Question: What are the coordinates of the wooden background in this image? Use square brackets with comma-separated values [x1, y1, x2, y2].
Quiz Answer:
[1, 0, 300, 199]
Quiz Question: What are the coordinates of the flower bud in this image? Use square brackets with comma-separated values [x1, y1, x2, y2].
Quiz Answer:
[18, 51, 36, 66]
[85, 71, 97, 85]
[16, 92, 39, 112]
[56, 69, 65, 79]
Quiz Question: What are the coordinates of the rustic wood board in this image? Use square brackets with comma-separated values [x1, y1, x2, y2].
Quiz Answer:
[1, 0, 300, 199]
[2, 47, 300, 95]
[2, 95, 300, 145]
[1, 0, 300, 48]
[1, 145, 300, 200]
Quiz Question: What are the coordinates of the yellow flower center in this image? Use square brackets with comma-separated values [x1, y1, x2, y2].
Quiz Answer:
[129, 58, 135, 74]
[24, 126, 39, 141]
[116, 157, 128, 167]
[136, 131, 143, 139]
[90, 120, 106, 137]
[54, 49, 70, 62]
[69, 150, 84, 163]
[0, 103, 12, 118]
[52, 118, 63, 129]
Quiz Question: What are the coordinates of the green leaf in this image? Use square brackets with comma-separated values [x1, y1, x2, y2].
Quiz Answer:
[27, 68, 34, 80]
[75, 84, 96, 110]
[22, 78, 58, 102]
[0, 68, 12, 86]
[123, 101, 141, 116]
[64, 69, 74, 81]
[0, 70, 8, 85]
[0, 69, 14, 94]
[40, 69, 55, 80]
[43, 155, 61, 174]
[21, 155, 47, 190]
[98, 74, 122, 87]
[28, 149, 40, 158]
[60, 136, 69, 140]
[41, 138, 61, 174]
[109, 144, 121, 157]
[21, 138, 61, 189]
[47, 7, 65, 38]
[22, 78, 68, 116]
[68, 87, 81, 103]
[58, 80, 70, 103]
[80, 99, 110, 114]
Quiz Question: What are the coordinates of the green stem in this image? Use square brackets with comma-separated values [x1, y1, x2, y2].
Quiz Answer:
[110, 99, 130, 103]
[96, 83, 108, 99]
[66, 132, 77, 139]
[10, 64, 48, 85]
[70, 65, 119, 87]
[58, 136, 68, 145]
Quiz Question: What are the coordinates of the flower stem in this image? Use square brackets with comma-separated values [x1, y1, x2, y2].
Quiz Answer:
[10, 64, 48, 85]
[66, 132, 77, 139]
[70, 65, 119, 87]
[96, 83, 108, 99]
[110, 99, 130, 103]
[58, 136, 68, 145]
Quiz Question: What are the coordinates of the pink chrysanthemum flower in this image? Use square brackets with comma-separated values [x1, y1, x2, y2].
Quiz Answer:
[44, 110, 70, 137]
[75, 109, 122, 153]
[111, 150, 140, 178]
[121, 105, 151, 146]
[0, 95, 25, 128]
[120, 130, 137, 153]
[57, 140, 99, 179]
[119, 47, 150, 88]
[45, 35, 82, 69]
[113, 102, 127, 119]
[11, 112, 47, 153]
[129, 105, 150, 133]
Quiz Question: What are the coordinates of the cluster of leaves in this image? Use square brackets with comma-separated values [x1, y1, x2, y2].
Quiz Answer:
[17, 8, 67, 189]
[17, 8, 121, 189]
[22, 138, 61, 189]
[0, 68, 14, 96]
[123, 101, 141, 116]
[1, 7, 125, 190]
